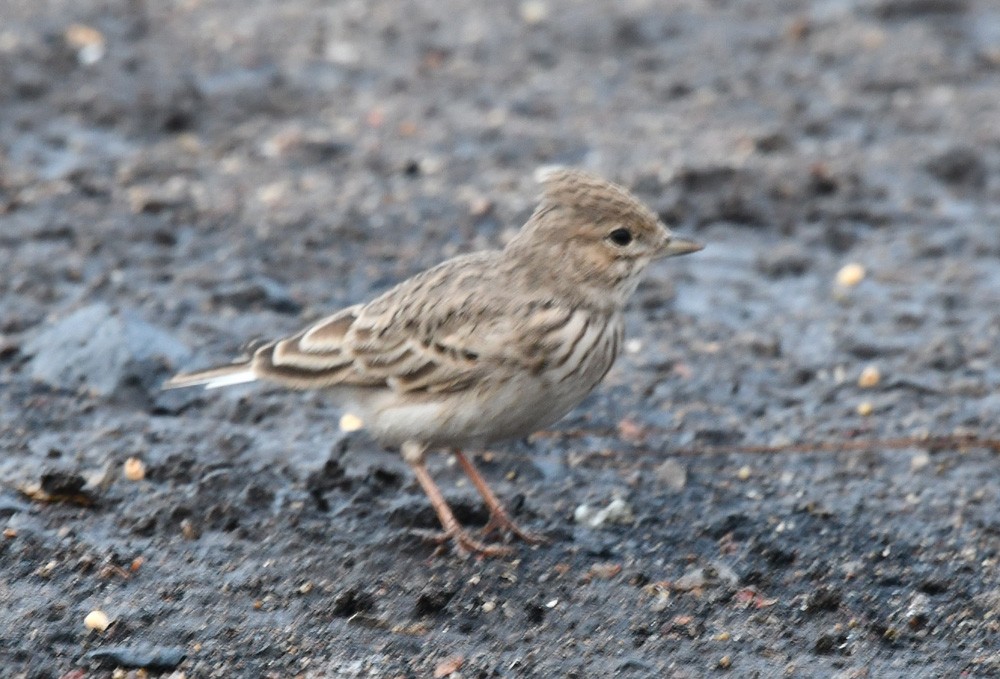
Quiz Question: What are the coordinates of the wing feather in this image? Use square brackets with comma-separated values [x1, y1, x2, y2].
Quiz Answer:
[247, 254, 537, 394]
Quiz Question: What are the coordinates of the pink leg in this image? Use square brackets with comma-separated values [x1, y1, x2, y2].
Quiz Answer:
[453, 449, 547, 545]
[405, 452, 513, 557]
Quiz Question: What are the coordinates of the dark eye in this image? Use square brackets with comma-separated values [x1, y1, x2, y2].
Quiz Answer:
[608, 228, 633, 246]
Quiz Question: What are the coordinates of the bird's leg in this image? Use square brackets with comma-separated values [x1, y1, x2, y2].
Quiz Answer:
[452, 449, 547, 544]
[401, 441, 513, 557]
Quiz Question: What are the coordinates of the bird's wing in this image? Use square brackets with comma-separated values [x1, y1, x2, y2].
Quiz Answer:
[247, 253, 580, 395]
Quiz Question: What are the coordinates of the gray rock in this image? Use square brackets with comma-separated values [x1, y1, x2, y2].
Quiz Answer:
[85, 645, 187, 671]
[654, 458, 688, 492]
[211, 275, 301, 314]
[24, 303, 189, 397]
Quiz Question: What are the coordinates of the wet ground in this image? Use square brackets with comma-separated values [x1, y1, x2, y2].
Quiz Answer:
[2, 0, 1000, 677]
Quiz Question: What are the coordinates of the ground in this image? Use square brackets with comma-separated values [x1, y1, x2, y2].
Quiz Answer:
[2, 0, 1000, 677]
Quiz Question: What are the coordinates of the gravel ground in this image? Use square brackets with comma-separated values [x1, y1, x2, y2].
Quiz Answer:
[2, 0, 1000, 677]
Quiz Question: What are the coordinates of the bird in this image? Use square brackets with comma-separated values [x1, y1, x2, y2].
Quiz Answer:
[164, 167, 703, 556]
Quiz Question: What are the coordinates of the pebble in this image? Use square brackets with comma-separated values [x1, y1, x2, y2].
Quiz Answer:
[211, 277, 301, 314]
[835, 263, 866, 288]
[625, 339, 643, 355]
[519, 1, 549, 24]
[85, 645, 187, 671]
[910, 451, 931, 472]
[339, 413, 364, 433]
[925, 147, 987, 189]
[64, 24, 105, 65]
[574, 497, 635, 528]
[654, 459, 687, 492]
[127, 177, 190, 214]
[905, 592, 931, 628]
[755, 243, 812, 279]
[123, 457, 146, 482]
[674, 562, 739, 591]
[858, 365, 881, 389]
[84, 610, 110, 632]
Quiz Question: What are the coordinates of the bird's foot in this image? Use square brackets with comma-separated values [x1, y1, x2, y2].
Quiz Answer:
[480, 510, 548, 545]
[452, 449, 548, 545]
[415, 528, 514, 558]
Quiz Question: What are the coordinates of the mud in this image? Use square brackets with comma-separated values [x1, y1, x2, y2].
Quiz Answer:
[2, 1, 1000, 677]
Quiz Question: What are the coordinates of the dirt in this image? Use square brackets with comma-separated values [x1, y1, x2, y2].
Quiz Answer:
[2, 0, 1000, 677]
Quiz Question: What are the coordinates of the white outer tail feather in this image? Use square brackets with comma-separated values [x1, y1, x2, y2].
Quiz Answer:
[162, 365, 258, 391]
[202, 370, 258, 389]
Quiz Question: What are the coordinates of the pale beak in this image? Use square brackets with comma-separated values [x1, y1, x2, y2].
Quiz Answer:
[660, 235, 704, 258]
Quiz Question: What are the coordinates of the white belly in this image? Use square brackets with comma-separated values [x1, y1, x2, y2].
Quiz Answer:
[363, 315, 622, 449]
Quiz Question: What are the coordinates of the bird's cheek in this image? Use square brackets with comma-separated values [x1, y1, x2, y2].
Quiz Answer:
[610, 258, 637, 283]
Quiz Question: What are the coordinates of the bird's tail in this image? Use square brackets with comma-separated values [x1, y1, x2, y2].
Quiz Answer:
[162, 361, 258, 390]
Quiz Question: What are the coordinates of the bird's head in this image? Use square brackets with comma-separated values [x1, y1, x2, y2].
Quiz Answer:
[509, 167, 702, 305]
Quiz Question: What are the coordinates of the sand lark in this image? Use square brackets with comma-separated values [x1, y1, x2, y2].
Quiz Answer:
[165, 168, 702, 556]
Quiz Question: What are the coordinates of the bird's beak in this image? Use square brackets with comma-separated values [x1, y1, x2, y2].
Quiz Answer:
[659, 235, 704, 258]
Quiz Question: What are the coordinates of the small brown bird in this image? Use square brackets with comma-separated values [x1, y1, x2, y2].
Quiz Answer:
[165, 168, 702, 556]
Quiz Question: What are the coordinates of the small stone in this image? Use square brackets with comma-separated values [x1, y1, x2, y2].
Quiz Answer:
[468, 196, 493, 217]
[123, 457, 146, 482]
[180, 518, 199, 540]
[804, 586, 842, 612]
[573, 504, 594, 524]
[736, 465, 751, 481]
[756, 244, 812, 279]
[414, 586, 455, 616]
[339, 413, 364, 432]
[64, 24, 106, 65]
[674, 568, 707, 591]
[925, 147, 986, 189]
[905, 592, 931, 628]
[625, 339, 643, 354]
[858, 365, 881, 389]
[84, 610, 111, 632]
[654, 459, 687, 492]
[601, 497, 634, 526]
[576, 497, 635, 528]
[519, 1, 549, 24]
[326, 41, 361, 65]
[586, 563, 622, 580]
[856, 401, 874, 417]
[211, 277, 301, 314]
[85, 645, 187, 671]
[814, 631, 845, 654]
[127, 177, 190, 214]
[433, 655, 465, 679]
[718, 655, 732, 669]
[646, 584, 671, 611]
[835, 263, 866, 288]
[910, 451, 931, 472]
[256, 181, 290, 206]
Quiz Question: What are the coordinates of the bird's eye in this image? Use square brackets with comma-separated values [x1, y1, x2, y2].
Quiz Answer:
[607, 228, 633, 247]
